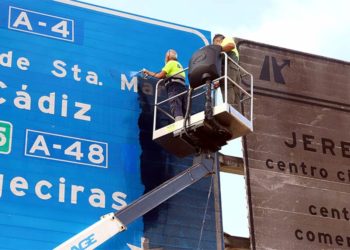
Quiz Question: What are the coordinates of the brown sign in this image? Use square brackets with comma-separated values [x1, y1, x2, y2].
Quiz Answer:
[238, 40, 350, 249]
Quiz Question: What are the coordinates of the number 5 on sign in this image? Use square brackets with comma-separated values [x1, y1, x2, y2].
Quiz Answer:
[0, 121, 13, 154]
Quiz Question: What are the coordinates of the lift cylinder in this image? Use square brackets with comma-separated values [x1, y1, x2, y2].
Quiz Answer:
[188, 45, 222, 88]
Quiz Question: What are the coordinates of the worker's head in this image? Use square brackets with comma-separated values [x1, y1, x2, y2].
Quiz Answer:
[165, 49, 178, 63]
[213, 34, 225, 45]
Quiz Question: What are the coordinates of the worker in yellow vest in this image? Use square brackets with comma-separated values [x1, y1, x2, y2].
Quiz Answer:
[143, 49, 187, 121]
[213, 34, 241, 108]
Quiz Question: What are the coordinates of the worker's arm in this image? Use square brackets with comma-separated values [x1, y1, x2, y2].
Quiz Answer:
[222, 42, 235, 52]
[143, 69, 166, 79]
[221, 37, 235, 52]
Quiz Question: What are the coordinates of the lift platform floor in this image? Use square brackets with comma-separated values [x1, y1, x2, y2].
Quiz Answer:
[153, 103, 253, 157]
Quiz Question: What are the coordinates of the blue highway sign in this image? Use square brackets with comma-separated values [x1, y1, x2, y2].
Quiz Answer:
[0, 1, 221, 249]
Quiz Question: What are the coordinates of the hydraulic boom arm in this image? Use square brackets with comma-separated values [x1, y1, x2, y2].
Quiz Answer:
[54, 153, 216, 250]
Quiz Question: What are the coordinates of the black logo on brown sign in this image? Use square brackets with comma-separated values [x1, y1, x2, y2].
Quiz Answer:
[259, 55, 290, 84]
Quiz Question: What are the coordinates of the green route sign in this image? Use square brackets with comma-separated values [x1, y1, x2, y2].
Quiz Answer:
[0, 120, 12, 154]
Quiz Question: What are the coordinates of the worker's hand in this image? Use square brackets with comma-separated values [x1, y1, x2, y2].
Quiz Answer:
[142, 69, 149, 76]
[213, 81, 220, 89]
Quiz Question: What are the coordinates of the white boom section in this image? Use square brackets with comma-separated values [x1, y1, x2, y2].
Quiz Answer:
[54, 213, 126, 250]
